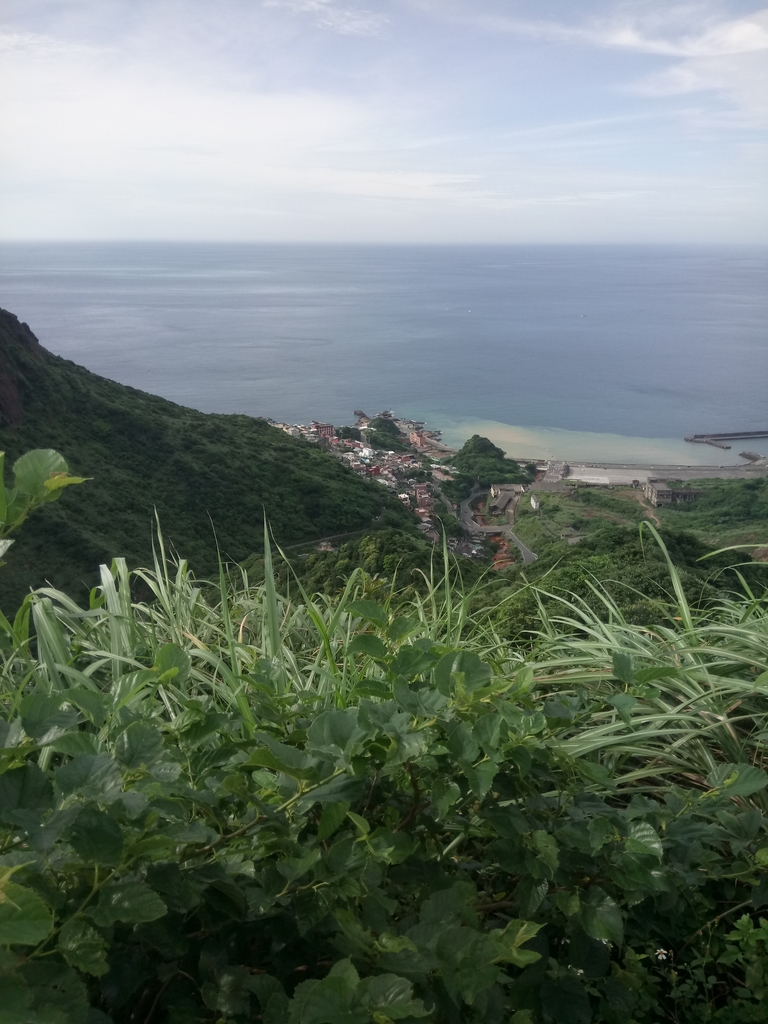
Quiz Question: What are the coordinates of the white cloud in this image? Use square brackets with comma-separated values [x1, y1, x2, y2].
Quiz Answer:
[262, 0, 386, 36]
[0, 4, 765, 241]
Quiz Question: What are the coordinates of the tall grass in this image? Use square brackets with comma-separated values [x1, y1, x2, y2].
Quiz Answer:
[1, 525, 766, 801]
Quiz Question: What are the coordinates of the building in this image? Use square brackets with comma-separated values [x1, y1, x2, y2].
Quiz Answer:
[644, 480, 703, 507]
[488, 484, 525, 514]
[530, 495, 540, 511]
[312, 422, 334, 439]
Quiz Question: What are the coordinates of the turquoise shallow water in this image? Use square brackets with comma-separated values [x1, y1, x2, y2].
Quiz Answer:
[1, 243, 766, 463]
[433, 419, 753, 466]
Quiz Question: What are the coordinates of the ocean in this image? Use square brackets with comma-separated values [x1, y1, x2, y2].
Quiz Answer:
[1, 242, 766, 464]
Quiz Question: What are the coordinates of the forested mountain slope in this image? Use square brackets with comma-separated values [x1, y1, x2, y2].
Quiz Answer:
[0, 308, 408, 605]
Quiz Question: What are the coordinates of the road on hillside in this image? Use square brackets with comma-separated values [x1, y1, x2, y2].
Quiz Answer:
[459, 488, 538, 565]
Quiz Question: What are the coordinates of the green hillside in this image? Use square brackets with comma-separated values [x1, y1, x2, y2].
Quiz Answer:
[0, 309, 409, 605]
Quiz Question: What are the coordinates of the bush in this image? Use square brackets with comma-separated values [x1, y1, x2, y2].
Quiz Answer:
[1, 533, 767, 1023]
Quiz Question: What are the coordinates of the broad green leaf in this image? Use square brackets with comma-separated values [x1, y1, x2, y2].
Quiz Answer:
[626, 821, 663, 860]
[49, 732, 98, 756]
[307, 709, 361, 758]
[463, 761, 498, 799]
[318, 800, 350, 839]
[153, 644, 191, 684]
[347, 811, 370, 835]
[388, 646, 435, 679]
[115, 722, 164, 770]
[544, 696, 580, 722]
[13, 450, 68, 500]
[0, 883, 54, 945]
[347, 635, 387, 660]
[68, 808, 124, 865]
[0, 765, 53, 818]
[435, 650, 492, 696]
[55, 754, 122, 799]
[202, 966, 253, 1016]
[63, 688, 106, 728]
[580, 886, 624, 947]
[347, 600, 388, 628]
[57, 918, 108, 976]
[609, 693, 637, 726]
[361, 974, 429, 1019]
[707, 763, 767, 797]
[287, 975, 366, 1024]
[276, 849, 321, 883]
[91, 881, 166, 925]
[20, 694, 79, 745]
[18, 963, 88, 1024]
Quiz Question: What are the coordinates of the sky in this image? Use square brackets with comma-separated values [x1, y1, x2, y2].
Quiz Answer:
[1, 0, 766, 242]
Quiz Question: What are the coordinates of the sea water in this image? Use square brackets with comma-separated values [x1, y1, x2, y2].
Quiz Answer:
[1, 243, 766, 464]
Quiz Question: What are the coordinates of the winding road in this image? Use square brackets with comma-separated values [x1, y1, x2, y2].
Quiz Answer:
[459, 487, 538, 565]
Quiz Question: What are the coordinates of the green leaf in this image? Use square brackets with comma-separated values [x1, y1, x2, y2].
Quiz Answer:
[68, 808, 124, 865]
[91, 881, 167, 925]
[318, 800, 350, 840]
[18, 963, 89, 1024]
[435, 650, 492, 697]
[49, 733, 99, 756]
[153, 644, 191, 684]
[489, 919, 543, 967]
[0, 883, 54, 945]
[348, 600, 388, 628]
[347, 635, 388, 660]
[532, 830, 559, 873]
[347, 811, 370, 835]
[276, 849, 321, 883]
[361, 974, 429, 1019]
[62, 689, 106, 728]
[544, 696, 580, 722]
[707, 763, 768, 797]
[0, 765, 53, 819]
[580, 886, 623, 947]
[388, 646, 435, 680]
[431, 779, 461, 819]
[307, 709, 361, 759]
[115, 722, 164, 770]
[13, 450, 68, 500]
[625, 821, 663, 860]
[55, 754, 122, 799]
[20, 694, 79, 744]
[288, 975, 366, 1024]
[540, 976, 592, 1024]
[609, 694, 637, 726]
[463, 761, 498, 799]
[58, 918, 108, 976]
[612, 651, 634, 684]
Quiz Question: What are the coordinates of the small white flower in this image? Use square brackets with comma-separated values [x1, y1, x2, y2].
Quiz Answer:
[655, 948, 669, 960]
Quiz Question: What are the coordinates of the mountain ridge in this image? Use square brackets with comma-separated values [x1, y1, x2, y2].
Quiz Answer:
[0, 308, 410, 606]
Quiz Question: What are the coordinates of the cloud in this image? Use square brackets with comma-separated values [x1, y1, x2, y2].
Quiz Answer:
[438, 3, 768, 56]
[262, 0, 386, 36]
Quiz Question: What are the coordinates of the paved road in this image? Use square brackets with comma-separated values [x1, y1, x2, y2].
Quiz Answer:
[459, 488, 538, 565]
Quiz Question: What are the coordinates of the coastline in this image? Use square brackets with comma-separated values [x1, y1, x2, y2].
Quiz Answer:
[420, 415, 762, 468]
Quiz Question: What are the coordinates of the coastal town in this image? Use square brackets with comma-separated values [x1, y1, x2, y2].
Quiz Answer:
[266, 410, 768, 566]
[265, 410, 474, 551]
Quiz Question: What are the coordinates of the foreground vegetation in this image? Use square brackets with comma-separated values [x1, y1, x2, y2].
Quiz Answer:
[1, 501, 767, 1021]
